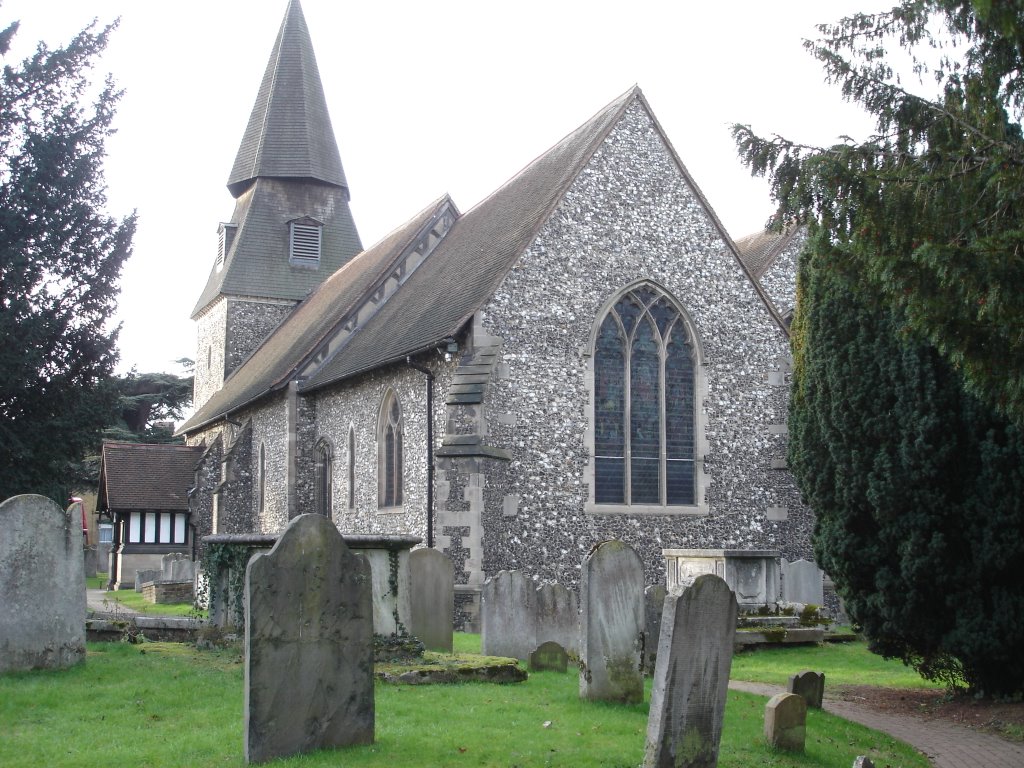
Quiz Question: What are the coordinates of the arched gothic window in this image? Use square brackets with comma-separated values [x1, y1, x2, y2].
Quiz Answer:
[256, 443, 266, 516]
[594, 284, 697, 507]
[347, 427, 356, 510]
[378, 391, 403, 508]
[314, 438, 332, 518]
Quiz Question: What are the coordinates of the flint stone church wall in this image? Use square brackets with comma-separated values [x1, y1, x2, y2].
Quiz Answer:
[477, 101, 813, 589]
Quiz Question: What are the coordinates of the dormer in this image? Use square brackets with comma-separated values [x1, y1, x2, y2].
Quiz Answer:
[289, 216, 323, 268]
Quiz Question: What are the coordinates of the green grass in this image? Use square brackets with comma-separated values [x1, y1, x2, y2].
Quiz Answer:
[85, 573, 107, 590]
[0, 640, 930, 768]
[94, 588, 203, 618]
[730, 640, 944, 689]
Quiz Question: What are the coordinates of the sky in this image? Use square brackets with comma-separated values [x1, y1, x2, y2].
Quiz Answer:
[3, 0, 893, 376]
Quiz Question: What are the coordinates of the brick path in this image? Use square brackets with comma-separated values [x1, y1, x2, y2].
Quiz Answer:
[729, 680, 1024, 768]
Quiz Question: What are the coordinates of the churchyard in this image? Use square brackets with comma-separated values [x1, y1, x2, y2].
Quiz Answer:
[6, 497, 1014, 766]
[0, 638, 932, 768]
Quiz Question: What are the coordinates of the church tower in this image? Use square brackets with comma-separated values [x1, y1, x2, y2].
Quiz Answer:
[192, 0, 362, 410]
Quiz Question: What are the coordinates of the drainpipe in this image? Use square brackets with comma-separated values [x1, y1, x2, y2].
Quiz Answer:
[406, 356, 434, 548]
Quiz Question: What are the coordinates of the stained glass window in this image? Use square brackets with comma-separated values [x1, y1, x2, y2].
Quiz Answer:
[379, 392, 403, 508]
[314, 439, 332, 518]
[593, 285, 696, 507]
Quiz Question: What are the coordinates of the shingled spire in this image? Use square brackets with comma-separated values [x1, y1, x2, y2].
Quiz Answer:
[227, 0, 348, 198]
[191, 0, 362, 408]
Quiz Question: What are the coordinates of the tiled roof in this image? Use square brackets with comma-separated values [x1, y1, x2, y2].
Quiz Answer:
[181, 197, 453, 432]
[227, 0, 347, 197]
[191, 178, 362, 316]
[97, 442, 203, 511]
[300, 87, 640, 390]
[733, 226, 800, 279]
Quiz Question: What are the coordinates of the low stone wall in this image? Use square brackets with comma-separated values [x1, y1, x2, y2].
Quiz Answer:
[85, 616, 198, 643]
[141, 580, 194, 605]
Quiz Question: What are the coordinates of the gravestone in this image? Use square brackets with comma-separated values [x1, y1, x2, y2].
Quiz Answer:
[481, 570, 536, 660]
[161, 552, 198, 584]
[135, 569, 161, 591]
[244, 514, 373, 764]
[644, 584, 667, 674]
[83, 545, 98, 579]
[781, 559, 824, 606]
[408, 548, 454, 652]
[788, 670, 825, 709]
[644, 574, 738, 768]
[764, 692, 806, 752]
[852, 757, 875, 768]
[0, 494, 86, 673]
[529, 641, 569, 672]
[534, 580, 579, 656]
[580, 540, 644, 703]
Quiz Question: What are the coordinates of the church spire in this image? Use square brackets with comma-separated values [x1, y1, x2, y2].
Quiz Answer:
[226, 0, 348, 199]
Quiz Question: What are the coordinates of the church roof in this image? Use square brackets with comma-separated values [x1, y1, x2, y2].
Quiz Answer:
[182, 197, 452, 432]
[97, 442, 203, 511]
[300, 87, 641, 391]
[734, 226, 800, 279]
[227, 0, 347, 198]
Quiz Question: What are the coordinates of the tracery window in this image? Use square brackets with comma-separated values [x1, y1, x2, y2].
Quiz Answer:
[594, 284, 696, 507]
[314, 438, 332, 518]
[378, 391, 403, 508]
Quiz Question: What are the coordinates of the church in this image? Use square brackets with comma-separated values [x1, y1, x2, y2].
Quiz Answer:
[180, 0, 809, 629]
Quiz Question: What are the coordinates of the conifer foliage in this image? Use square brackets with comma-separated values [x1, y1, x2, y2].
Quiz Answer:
[733, 0, 1024, 426]
[0, 20, 135, 502]
[790, 233, 1024, 694]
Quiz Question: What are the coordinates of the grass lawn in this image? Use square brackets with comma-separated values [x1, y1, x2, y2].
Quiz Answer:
[730, 640, 944, 689]
[88, 573, 204, 618]
[0, 638, 930, 768]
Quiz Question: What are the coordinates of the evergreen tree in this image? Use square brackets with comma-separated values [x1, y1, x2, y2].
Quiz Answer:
[733, 0, 1024, 426]
[0, 19, 135, 503]
[790, 230, 1024, 694]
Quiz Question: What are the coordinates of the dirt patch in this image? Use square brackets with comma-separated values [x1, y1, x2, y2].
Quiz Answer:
[832, 685, 1024, 742]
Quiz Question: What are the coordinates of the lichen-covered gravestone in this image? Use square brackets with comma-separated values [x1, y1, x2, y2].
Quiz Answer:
[244, 514, 373, 764]
[408, 547, 454, 652]
[529, 640, 569, 672]
[788, 670, 825, 709]
[580, 540, 644, 703]
[0, 494, 86, 673]
[534, 580, 579, 657]
[764, 692, 807, 752]
[644, 574, 738, 768]
[644, 584, 667, 674]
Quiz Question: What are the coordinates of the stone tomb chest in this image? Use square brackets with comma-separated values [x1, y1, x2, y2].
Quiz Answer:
[663, 549, 780, 609]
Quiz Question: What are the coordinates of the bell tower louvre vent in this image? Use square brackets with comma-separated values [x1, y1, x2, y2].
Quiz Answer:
[216, 222, 237, 271]
[289, 218, 323, 267]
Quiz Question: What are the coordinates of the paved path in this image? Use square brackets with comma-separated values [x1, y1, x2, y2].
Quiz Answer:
[86, 588, 140, 615]
[729, 680, 1024, 768]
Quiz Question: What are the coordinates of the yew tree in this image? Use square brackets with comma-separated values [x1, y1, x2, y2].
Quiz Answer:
[733, 0, 1024, 426]
[0, 19, 135, 502]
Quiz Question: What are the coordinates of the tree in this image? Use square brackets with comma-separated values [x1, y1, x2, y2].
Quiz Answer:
[0, 19, 135, 503]
[732, 0, 1024, 426]
[789, 230, 1024, 694]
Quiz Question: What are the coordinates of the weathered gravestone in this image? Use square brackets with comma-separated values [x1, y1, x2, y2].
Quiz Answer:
[162, 552, 198, 584]
[781, 559, 824, 607]
[580, 540, 644, 703]
[0, 495, 86, 674]
[644, 574, 738, 768]
[534, 580, 579, 656]
[408, 547, 454, 652]
[644, 584, 667, 674]
[244, 514, 373, 764]
[481, 570, 536, 660]
[135, 569, 161, 592]
[788, 670, 825, 709]
[764, 692, 807, 752]
[529, 641, 569, 672]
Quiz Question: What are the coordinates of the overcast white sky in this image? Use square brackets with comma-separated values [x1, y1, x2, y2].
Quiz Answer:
[4, 0, 892, 376]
